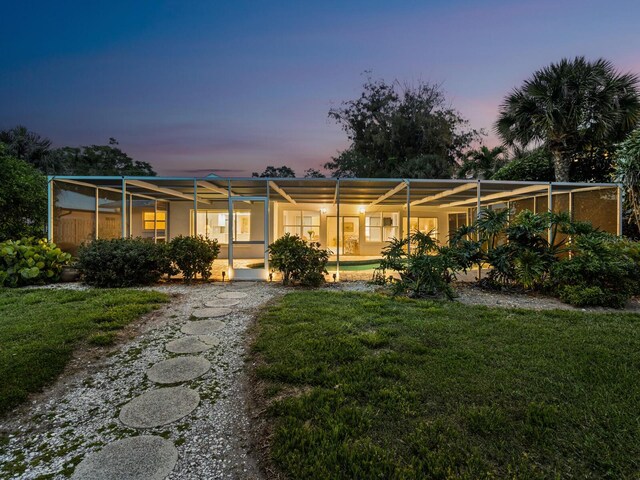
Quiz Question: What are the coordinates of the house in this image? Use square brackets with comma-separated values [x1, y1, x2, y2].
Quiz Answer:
[47, 176, 622, 280]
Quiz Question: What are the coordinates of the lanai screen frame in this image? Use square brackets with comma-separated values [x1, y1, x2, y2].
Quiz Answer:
[47, 175, 623, 280]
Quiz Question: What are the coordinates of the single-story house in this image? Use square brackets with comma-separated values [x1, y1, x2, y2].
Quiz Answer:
[47, 176, 622, 280]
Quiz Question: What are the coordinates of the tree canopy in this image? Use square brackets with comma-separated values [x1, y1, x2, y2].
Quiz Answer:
[325, 75, 481, 178]
[0, 127, 156, 176]
[495, 57, 640, 182]
[0, 146, 47, 241]
[48, 138, 156, 176]
[457, 145, 506, 179]
[252, 165, 296, 178]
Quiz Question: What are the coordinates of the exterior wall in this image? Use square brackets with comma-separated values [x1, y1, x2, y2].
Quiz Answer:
[273, 202, 462, 256]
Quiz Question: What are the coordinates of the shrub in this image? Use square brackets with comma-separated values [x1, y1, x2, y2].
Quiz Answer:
[77, 238, 174, 287]
[0, 237, 71, 287]
[375, 231, 459, 299]
[268, 233, 329, 286]
[550, 233, 640, 308]
[168, 235, 220, 283]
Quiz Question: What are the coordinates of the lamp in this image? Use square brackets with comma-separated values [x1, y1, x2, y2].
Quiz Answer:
[358, 206, 366, 214]
[221, 271, 226, 282]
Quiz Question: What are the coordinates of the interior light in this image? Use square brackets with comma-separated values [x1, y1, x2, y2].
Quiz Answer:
[320, 207, 327, 214]
[358, 206, 366, 214]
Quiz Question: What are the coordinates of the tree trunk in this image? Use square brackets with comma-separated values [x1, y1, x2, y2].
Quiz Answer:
[551, 149, 570, 182]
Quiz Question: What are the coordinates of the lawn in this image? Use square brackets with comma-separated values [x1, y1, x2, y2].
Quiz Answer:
[0, 288, 168, 415]
[252, 291, 640, 479]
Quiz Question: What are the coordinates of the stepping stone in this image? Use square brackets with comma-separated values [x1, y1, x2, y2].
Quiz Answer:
[198, 335, 221, 347]
[217, 291, 248, 299]
[191, 307, 232, 318]
[147, 356, 211, 384]
[72, 435, 177, 480]
[231, 281, 256, 288]
[204, 298, 240, 308]
[181, 320, 224, 335]
[119, 386, 200, 428]
[166, 336, 211, 354]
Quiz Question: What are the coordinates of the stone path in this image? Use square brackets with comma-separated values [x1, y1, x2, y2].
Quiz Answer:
[0, 282, 281, 479]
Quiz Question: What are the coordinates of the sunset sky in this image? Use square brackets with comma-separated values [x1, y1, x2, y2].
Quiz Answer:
[1, 0, 639, 176]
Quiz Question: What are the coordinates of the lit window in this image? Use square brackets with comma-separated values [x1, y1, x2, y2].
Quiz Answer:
[365, 212, 398, 242]
[408, 217, 438, 240]
[143, 211, 166, 231]
[283, 210, 320, 241]
[192, 210, 250, 244]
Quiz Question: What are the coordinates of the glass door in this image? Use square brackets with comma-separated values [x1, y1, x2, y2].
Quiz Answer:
[326, 216, 360, 255]
[229, 197, 268, 280]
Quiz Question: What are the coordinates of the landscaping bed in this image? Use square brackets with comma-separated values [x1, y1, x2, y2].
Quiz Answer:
[251, 290, 640, 479]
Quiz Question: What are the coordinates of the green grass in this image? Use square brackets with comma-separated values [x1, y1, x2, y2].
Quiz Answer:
[252, 291, 640, 479]
[0, 288, 168, 415]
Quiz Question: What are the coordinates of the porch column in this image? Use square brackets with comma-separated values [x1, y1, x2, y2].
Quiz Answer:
[336, 179, 340, 280]
[95, 188, 99, 239]
[265, 180, 270, 274]
[227, 180, 233, 274]
[476, 180, 481, 219]
[193, 179, 198, 237]
[47, 177, 53, 242]
[121, 178, 126, 238]
[154, 199, 158, 244]
[547, 183, 553, 244]
[617, 184, 623, 236]
[406, 179, 411, 254]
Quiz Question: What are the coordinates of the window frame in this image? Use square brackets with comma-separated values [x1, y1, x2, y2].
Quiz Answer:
[142, 210, 166, 232]
[365, 212, 399, 242]
[282, 209, 321, 241]
[190, 209, 251, 244]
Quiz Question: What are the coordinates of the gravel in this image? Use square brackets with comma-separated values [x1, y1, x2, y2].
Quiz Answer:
[0, 281, 283, 479]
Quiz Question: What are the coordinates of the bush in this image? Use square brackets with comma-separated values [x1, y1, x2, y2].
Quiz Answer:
[375, 231, 459, 299]
[0, 150, 47, 241]
[0, 238, 71, 287]
[168, 235, 220, 283]
[268, 233, 329, 286]
[550, 234, 640, 308]
[77, 238, 174, 287]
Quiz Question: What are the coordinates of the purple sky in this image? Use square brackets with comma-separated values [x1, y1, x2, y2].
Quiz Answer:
[1, 0, 639, 176]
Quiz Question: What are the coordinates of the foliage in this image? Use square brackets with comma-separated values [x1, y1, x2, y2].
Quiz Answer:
[495, 56, 640, 181]
[0, 289, 168, 414]
[268, 233, 329, 286]
[0, 148, 47, 241]
[457, 145, 506, 179]
[253, 291, 640, 479]
[375, 231, 458, 299]
[0, 125, 52, 171]
[252, 165, 296, 178]
[614, 128, 640, 231]
[492, 146, 555, 181]
[0, 238, 71, 287]
[47, 138, 156, 176]
[77, 238, 175, 287]
[326, 74, 482, 178]
[168, 235, 221, 283]
[551, 234, 640, 308]
[303, 168, 326, 178]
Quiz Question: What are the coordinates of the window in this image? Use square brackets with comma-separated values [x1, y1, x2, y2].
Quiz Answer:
[448, 213, 467, 234]
[143, 210, 166, 231]
[365, 212, 399, 242]
[408, 217, 438, 239]
[283, 210, 320, 241]
[192, 210, 250, 244]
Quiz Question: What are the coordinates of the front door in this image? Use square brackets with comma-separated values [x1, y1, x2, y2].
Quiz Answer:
[228, 197, 268, 280]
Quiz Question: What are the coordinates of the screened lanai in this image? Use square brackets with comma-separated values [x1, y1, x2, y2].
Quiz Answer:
[48, 176, 622, 280]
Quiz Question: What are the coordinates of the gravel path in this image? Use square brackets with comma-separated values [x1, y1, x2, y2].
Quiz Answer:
[0, 282, 283, 479]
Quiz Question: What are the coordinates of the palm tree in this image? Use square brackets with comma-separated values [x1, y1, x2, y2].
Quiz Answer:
[457, 145, 506, 179]
[495, 57, 640, 182]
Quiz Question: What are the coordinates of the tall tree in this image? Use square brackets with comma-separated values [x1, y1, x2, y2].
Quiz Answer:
[614, 128, 640, 231]
[252, 165, 296, 178]
[326, 75, 481, 178]
[0, 146, 47, 240]
[457, 145, 506, 179]
[495, 57, 640, 182]
[48, 138, 156, 176]
[0, 125, 52, 172]
[303, 168, 326, 178]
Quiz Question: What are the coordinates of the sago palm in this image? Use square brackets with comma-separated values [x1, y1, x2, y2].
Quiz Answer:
[495, 57, 640, 181]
